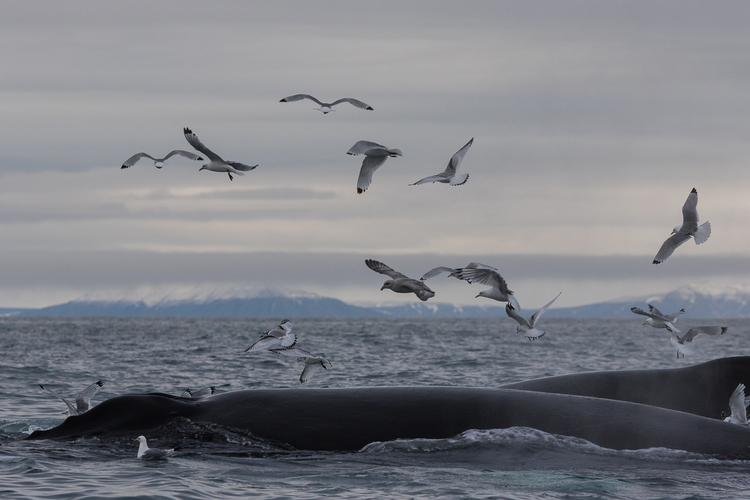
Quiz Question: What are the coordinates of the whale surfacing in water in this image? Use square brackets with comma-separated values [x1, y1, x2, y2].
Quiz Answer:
[27, 358, 750, 456]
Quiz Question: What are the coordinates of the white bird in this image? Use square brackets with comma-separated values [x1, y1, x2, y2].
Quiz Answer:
[347, 141, 403, 194]
[183, 127, 258, 181]
[279, 94, 373, 114]
[179, 387, 215, 398]
[244, 319, 297, 353]
[410, 138, 473, 186]
[630, 305, 685, 334]
[653, 188, 711, 264]
[120, 150, 203, 169]
[724, 383, 749, 425]
[505, 292, 562, 340]
[450, 264, 520, 310]
[135, 436, 175, 460]
[270, 346, 332, 383]
[365, 259, 435, 301]
[39, 380, 103, 416]
[670, 326, 727, 358]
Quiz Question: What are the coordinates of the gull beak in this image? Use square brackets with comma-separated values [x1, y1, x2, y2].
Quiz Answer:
[199, 166, 205, 171]
[643, 321, 648, 326]
[380, 285, 386, 291]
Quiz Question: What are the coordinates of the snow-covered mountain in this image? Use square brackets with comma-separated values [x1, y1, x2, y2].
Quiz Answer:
[2, 285, 750, 318]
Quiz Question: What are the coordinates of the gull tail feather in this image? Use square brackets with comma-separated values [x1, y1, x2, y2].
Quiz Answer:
[694, 221, 711, 245]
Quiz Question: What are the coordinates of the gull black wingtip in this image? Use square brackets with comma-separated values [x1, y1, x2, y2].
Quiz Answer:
[652, 259, 661, 265]
[366, 106, 373, 110]
[357, 188, 364, 194]
[691, 187, 697, 194]
[120, 165, 128, 169]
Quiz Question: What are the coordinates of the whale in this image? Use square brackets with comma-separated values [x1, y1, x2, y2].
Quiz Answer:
[26, 357, 750, 456]
[503, 356, 750, 419]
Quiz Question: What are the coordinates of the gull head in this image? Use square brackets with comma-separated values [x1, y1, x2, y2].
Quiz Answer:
[381, 280, 394, 291]
[153, 161, 166, 169]
[672, 224, 683, 234]
[315, 106, 333, 114]
[643, 319, 652, 326]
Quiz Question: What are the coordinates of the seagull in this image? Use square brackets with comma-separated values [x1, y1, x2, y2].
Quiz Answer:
[670, 326, 727, 358]
[347, 141, 403, 194]
[279, 94, 373, 114]
[270, 346, 332, 383]
[179, 387, 215, 398]
[120, 150, 203, 169]
[410, 138, 473, 187]
[365, 259, 435, 301]
[135, 436, 175, 460]
[630, 305, 685, 334]
[183, 127, 258, 181]
[450, 264, 520, 310]
[505, 292, 562, 340]
[420, 262, 497, 281]
[244, 319, 297, 353]
[652, 188, 711, 264]
[724, 383, 749, 425]
[39, 380, 103, 416]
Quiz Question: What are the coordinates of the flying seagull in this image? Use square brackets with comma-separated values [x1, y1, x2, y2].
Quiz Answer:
[279, 94, 373, 114]
[724, 383, 749, 426]
[450, 264, 520, 310]
[183, 127, 258, 181]
[180, 387, 215, 398]
[39, 380, 103, 416]
[630, 305, 685, 334]
[120, 150, 203, 169]
[135, 436, 175, 460]
[420, 262, 497, 282]
[365, 259, 435, 301]
[270, 346, 332, 383]
[244, 319, 297, 353]
[505, 292, 561, 340]
[653, 188, 711, 264]
[410, 138, 473, 187]
[670, 326, 727, 358]
[347, 141, 403, 194]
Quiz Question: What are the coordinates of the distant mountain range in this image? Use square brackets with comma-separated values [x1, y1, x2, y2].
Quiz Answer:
[1, 285, 748, 318]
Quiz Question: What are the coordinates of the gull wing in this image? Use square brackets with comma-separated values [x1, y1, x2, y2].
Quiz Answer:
[670, 336, 695, 357]
[630, 306, 665, 320]
[729, 383, 748, 425]
[505, 303, 531, 328]
[455, 267, 510, 293]
[141, 448, 174, 459]
[270, 346, 318, 358]
[679, 326, 727, 343]
[75, 380, 103, 413]
[356, 154, 389, 193]
[441, 138, 473, 177]
[648, 304, 666, 318]
[189, 387, 215, 398]
[529, 292, 562, 327]
[121, 153, 156, 169]
[365, 259, 410, 280]
[39, 384, 78, 415]
[245, 333, 297, 353]
[183, 128, 223, 162]
[420, 266, 458, 281]
[299, 360, 328, 383]
[681, 188, 699, 233]
[264, 319, 293, 337]
[410, 174, 447, 185]
[347, 140, 387, 156]
[225, 160, 258, 172]
[280, 94, 325, 106]
[162, 150, 204, 162]
[652, 232, 692, 264]
[330, 98, 373, 110]
[664, 308, 686, 322]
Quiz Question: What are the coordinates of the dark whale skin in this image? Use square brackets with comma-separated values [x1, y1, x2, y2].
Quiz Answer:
[26, 385, 750, 456]
[503, 356, 750, 419]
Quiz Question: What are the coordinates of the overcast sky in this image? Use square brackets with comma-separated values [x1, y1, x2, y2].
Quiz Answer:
[2, 1, 750, 309]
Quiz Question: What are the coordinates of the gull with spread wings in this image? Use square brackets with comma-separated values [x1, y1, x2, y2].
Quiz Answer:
[670, 326, 727, 358]
[505, 292, 561, 340]
[365, 259, 435, 301]
[183, 127, 258, 181]
[244, 319, 297, 353]
[410, 138, 473, 187]
[652, 188, 711, 264]
[347, 141, 403, 194]
[120, 150, 203, 169]
[279, 94, 373, 114]
[39, 380, 103, 416]
[630, 304, 685, 333]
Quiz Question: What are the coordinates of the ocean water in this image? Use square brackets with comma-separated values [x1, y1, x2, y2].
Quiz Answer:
[1, 316, 750, 499]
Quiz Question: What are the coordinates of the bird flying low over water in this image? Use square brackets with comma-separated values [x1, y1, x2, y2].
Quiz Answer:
[410, 138, 473, 187]
[347, 141, 403, 194]
[135, 436, 175, 460]
[652, 188, 711, 264]
[244, 319, 297, 353]
[630, 305, 685, 334]
[365, 259, 435, 301]
[183, 127, 258, 181]
[39, 380, 103, 416]
[442, 263, 520, 310]
[725, 383, 750, 426]
[670, 326, 727, 358]
[180, 387, 215, 398]
[120, 150, 203, 169]
[279, 94, 373, 114]
[270, 346, 332, 383]
[505, 292, 561, 340]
